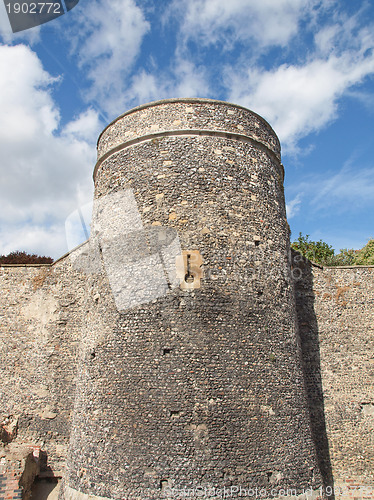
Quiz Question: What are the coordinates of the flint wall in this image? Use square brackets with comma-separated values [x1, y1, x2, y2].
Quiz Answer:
[63, 99, 323, 499]
[0, 99, 372, 500]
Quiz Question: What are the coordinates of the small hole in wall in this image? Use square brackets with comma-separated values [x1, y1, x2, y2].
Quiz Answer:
[170, 410, 180, 418]
[90, 350, 96, 359]
[257, 291, 263, 296]
[266, 472, 273, 483]
[184, 253, 195, 283]
[160, 480, 169, 491]
[162, 348, 172, 355]
[254, 240, 260, 247]
[310, 467, 315, 482]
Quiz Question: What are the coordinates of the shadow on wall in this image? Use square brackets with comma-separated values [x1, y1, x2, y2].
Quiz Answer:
[31, 477, 60, 499]
[292, 249, 334, 490]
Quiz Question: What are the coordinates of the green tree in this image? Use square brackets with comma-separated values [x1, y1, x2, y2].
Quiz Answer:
[353, 239, 374, 265]
[291, 233, 374, 266]
[291, 233, 335, 265]
[331, 248, 357, 266]
[0, 251, 53, 264]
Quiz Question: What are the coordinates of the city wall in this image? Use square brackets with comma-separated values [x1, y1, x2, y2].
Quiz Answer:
[0, 98, 372, 499]
[0, 259, 373, 497]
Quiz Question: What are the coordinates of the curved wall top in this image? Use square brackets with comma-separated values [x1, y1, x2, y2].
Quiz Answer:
[95, 98, 282, 180]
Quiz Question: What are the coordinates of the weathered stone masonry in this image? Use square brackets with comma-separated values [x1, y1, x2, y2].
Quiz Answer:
[310, 265, 374, 494]
[0, 99, 373, 499]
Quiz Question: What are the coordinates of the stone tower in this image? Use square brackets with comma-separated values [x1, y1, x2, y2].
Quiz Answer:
[61, 99, 323, 499]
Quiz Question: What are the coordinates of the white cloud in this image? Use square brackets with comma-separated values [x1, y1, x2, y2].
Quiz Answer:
[286, 194, 302, 219]
[0, 45, 59, 141]
[227, 49, 374, 150]
[67, 0, 150, 114]
[128, 71, 159, 104]
[62, 108, 102, 143]
[219, 2, 374, 150]
[169, 0, 324, 49]
[160, 1, 374, 152]
[170, 59, 210, 97]
[123, 59, 211, 109]
[65, 1, 211, 114]
[313, 4, 372, 57]
[0, 44, 98, 259]
[0, 224, 70, 260]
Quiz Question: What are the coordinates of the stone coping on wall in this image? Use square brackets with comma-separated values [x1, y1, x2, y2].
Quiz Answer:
[52, 240, 89, 265]
[1, 254, 373, 272]
[0, 240, 91, 268]
[294, 256, 374, 271]
[0, 263, 52, 268]
[322, 265, 374, 269]
[96, 99, 282, 172]
[97, 97, 279, 147]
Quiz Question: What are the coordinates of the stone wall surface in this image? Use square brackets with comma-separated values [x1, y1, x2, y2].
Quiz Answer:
[292, 255, 374, 499]
[1, 259, 373, 498]
[0, 259, 86, 476]
[0, 99, 372, 500]
[313, 266, 374, 494]
[96, 98, 281, 165]
[62, 99, 322, 499]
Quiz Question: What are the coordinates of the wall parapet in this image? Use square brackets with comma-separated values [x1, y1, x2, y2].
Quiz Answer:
[0, 263, 52, 268]
[96, 98, 281, 166]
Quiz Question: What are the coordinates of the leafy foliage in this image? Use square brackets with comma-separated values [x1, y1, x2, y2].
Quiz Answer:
[330, 248, 357, 266]
[353, 239, 374, 265]
[291, 233, 374, 266]
[0, 251, 53, 264]
[291, 233, 335, 265]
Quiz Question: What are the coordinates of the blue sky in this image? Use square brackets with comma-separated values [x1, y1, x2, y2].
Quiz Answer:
[0, 0, 373, 259]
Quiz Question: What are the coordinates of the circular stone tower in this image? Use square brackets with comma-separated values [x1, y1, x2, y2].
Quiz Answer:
[62, 99, 323, 500]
